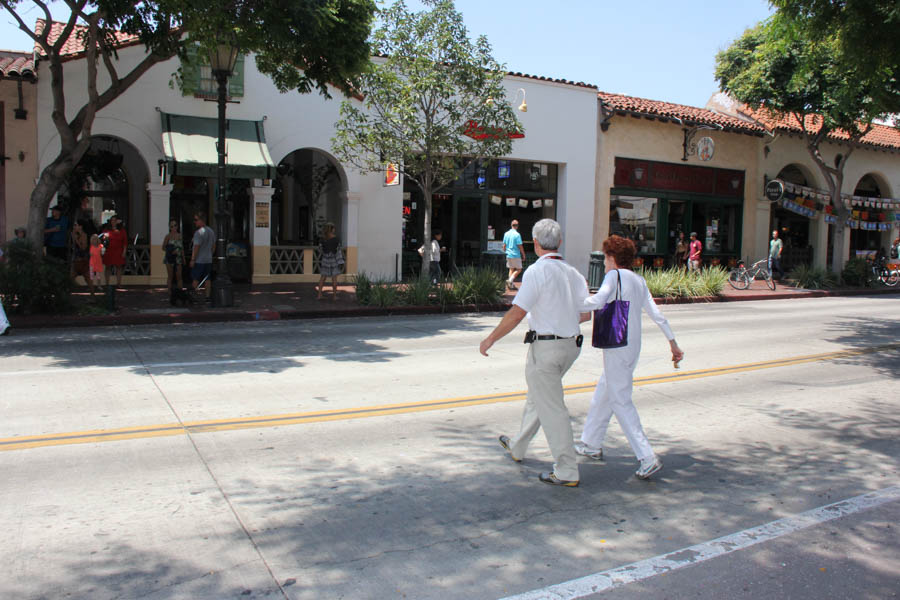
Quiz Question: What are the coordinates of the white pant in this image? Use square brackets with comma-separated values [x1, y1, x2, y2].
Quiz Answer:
[509, 338, 581, 481]
[580, 349, 654, 462]
[0, 299, 9, 333]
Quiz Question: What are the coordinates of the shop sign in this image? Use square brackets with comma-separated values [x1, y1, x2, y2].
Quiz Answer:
[697, 137, 715, 161]
[384, 163, 400, 186]
[613, 158, 743, 197]
[765, 180, 784, 202]
[255, 202, 269, 228]
[463, 120, 525, 141]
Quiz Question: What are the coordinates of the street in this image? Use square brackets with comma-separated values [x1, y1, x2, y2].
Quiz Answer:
[1, 296, 898, 599]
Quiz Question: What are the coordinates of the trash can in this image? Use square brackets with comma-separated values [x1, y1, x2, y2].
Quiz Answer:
[588, 251, 605, 290]
[481, 250, 506, 275]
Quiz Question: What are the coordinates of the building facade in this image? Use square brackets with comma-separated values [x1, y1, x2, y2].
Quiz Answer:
[0, 51, 38, 244]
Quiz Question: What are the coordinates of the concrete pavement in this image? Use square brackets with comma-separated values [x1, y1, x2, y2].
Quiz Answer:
[1, 297, 898, 599]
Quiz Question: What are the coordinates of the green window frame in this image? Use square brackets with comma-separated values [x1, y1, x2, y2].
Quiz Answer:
[180, 46, 245, 99]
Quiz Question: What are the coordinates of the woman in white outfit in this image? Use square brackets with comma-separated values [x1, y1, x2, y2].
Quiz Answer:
[577, 235, 683, 479]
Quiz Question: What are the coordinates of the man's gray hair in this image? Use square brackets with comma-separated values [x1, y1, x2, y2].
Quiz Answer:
[532, 218, 562, 251]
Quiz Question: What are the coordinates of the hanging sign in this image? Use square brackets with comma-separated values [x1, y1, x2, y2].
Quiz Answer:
[384, 163, 400, 186]
[697, 137, 715, 161]
[765, 180, 784, 202]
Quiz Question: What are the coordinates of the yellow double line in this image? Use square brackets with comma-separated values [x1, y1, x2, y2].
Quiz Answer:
[2, 344, 895, 453]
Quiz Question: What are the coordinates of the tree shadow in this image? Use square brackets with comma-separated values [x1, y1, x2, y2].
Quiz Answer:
[823, 316, 900, 380]
[0, 314, 491, 376]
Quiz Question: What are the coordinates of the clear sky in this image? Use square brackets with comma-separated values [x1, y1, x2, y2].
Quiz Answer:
[1, 0, 774, 109]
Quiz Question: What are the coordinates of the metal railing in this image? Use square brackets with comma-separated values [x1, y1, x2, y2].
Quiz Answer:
[125, 244, 151, 276]
[270, 245, 309, 274]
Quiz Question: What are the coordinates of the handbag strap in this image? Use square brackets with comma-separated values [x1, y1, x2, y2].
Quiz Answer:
[613, 269, 622, 301]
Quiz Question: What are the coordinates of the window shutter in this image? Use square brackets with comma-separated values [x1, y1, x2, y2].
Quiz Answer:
[181, 45, 200, 96]
[228, 54, 245, 98]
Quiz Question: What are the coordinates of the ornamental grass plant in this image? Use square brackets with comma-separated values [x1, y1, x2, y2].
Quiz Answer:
[639, 266, 728, 298]
[353, 267, 504, 307]
[788, 264, 839, 289]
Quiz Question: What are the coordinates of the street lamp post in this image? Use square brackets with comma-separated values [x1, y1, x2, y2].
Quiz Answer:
[208, 38, 239, 307]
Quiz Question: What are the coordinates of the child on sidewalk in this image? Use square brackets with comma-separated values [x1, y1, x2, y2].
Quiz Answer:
[89, 234, 104, 296]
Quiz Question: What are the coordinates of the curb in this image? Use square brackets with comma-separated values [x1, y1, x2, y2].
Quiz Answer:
[6, 287, 899, 330]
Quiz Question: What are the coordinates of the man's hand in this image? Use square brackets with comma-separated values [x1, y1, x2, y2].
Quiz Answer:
[189, 259, 196, 268]
[479, 305, 526, 357]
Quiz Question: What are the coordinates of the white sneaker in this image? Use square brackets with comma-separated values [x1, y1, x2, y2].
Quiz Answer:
[635, 456, 662, 479]
[574, 442, 603, 460]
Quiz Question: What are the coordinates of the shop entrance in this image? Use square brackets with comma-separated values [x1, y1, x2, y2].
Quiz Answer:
[453, 195, 483, 268]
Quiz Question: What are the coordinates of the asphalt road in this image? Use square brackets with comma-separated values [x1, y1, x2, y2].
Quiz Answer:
[1, 296, 898, 599]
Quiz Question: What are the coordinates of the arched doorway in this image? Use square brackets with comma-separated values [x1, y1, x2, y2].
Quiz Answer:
[850, 173, 891, 257]
[771, 164, 815, 270]
[271, 148, 346, 247]
[57, 135, 151, 275]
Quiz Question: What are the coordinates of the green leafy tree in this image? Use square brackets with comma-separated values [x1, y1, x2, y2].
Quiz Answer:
[715, 13, 894, 271]
[331, 0, 521, 278]
[0, 0, 375, 249]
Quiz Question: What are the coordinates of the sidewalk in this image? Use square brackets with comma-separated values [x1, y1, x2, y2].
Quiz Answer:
[5, 279, 900, 330]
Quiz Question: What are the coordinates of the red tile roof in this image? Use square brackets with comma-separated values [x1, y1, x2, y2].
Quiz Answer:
[507, 71, 596, 90]
[741, 106, 900, 151]
[599, 91, 766, 136]
[34, 19, 142, 59]
[0, 51, 36, 79]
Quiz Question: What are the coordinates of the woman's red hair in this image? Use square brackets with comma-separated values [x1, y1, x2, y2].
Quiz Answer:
[602, 235, 636, 269]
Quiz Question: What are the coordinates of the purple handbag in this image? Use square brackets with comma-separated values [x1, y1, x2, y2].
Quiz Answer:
[591, 270, 629, 349]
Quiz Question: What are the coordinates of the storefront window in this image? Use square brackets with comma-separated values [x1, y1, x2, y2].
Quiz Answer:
[610, 196, 658, 254]
[692, 202, 739, 255]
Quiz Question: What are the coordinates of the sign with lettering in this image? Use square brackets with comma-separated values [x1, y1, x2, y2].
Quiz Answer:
[614, 157, 744, 198]
[765, 180, 784, 202]
[463, 120, 525, 141]
[255, 202, 269, 228]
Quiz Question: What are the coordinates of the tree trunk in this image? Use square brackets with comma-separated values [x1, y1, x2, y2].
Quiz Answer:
[831, 205, 850, 274]
[26, 156, 77, 249]
[420, 179, 433, 281]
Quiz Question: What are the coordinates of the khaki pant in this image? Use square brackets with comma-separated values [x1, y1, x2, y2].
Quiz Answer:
[509, 338, 581, 481]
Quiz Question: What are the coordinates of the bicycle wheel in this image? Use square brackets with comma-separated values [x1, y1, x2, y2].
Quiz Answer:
[885, 269, 900, 287]
[764, 269, 776, 290]
[728, 268, 750, 290]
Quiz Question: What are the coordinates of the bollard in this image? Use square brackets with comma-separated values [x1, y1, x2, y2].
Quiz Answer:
[105, 284, 116, 311]
[588, 251, 605, 290]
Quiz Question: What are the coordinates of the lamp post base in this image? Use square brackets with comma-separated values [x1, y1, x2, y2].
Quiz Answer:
[212, 274, 234, 308]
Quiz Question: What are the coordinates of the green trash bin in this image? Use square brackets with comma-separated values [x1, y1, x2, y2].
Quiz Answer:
[588, 251, 605, 290]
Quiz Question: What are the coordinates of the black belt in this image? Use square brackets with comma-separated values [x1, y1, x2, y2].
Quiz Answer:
[525, 331, 584, 346]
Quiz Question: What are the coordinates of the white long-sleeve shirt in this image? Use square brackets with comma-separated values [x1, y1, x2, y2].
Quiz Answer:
[584, 269, 675, 351]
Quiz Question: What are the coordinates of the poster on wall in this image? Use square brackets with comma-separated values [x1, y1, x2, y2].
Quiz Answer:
[384, 163, 400, 186]
[532, 199, 543, 208]
[518, 199, 529, 208]
[505, 197, 515, 206]
[498, 160, 510, 179]
[544, 198, 554, 207]
[490, 195, 502, 205]
[255, 202, 269, 228]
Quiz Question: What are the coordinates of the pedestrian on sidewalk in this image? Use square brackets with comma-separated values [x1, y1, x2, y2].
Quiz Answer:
[101, 215, 128, 288]
[162, 219, 185, 295]
[70, 221, 93, 295]
[0, 246, 10, 336]
[480, 218, 591, 487]
[418, 230, 445, 285]
[576, 235, 684, 480]
[43, 205, 69, 261]
[769, 230, 785, 280]
[317, 222, 345, 300]
[189, 212, 215, 300]
[502, 219, 525, 289]
[673, 231, 688, 268]
[89, 234, 104, 294]
[688, 232, 702, 272]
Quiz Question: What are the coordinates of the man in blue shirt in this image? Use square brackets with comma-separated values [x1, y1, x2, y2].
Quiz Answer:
[502, 219, 525, 290]
[44, 205, 69, 261]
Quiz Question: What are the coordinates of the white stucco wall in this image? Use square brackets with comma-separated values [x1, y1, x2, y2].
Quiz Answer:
[35, 49, 599, 278]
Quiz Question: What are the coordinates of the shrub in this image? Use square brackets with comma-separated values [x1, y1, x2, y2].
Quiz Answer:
[449, 267, 505, 304]
[840, 258, 873, 287]
[368, 281, 400, 307]
[353, 271, 373, 304]
[789, 264, 838, 289]
[0, 241, 73, 314]
[639, 266, 727, 298]
[401, 276, 435, 305]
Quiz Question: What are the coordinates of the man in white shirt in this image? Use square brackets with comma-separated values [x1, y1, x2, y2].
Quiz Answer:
[418, 230, 445, 284]
[480, 219, 590, 486]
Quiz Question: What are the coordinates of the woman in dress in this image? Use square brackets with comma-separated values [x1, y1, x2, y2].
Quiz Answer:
[101, 215, 128, 288]
[162, 219, 184, 294]
[316, 223, 344, 300]
[576, 235, 684, 479]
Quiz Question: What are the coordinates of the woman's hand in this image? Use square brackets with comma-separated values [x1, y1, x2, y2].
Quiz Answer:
[670, 339, 684, 365]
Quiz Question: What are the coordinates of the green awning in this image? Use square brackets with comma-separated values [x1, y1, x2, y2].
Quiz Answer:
[161, 112, 275, 180]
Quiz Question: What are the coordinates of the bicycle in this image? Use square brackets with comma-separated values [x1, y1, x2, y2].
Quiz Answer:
[728, 258, 775, 290]
[871, 257, 900, 287]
